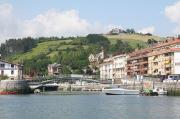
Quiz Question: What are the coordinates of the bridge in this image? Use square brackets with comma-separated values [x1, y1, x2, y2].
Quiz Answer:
[27, 75, 100, 91]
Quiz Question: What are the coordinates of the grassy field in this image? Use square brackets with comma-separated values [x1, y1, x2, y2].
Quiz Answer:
[10, 39, 90, 62]
[9, 33, 162, 62]
[105, 33, 162, 42]
[11, 40, 72, 61]
[105, 33, 162, 48]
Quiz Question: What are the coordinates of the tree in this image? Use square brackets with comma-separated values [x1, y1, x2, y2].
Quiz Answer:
[178, 35, 180, 39]
[126, 28, 135, 34]
[136, 43, 144, 50]
[86, 34, 110, 49]
[109, 40, 133, 53]
[147, 39, 157, 45]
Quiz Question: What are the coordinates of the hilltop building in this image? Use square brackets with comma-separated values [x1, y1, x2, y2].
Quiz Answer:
[0, 60, 23, 80]
[108, 28, 126, 35]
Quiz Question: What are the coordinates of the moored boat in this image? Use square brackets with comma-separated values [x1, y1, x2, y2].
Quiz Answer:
[102, 88, 139, 95]
[153, 88, 167, 95]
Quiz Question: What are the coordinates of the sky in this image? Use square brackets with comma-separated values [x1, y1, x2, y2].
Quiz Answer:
[0, 0, 180, 42]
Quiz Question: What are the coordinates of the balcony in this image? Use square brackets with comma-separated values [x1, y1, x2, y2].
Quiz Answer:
[127, 69, 133, 72]
[140, 61, 148, 65]
[127, 64, 133, 67]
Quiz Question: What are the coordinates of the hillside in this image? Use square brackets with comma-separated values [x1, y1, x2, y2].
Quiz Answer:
[2, 33, 163, 76]
[9, 33, 162, 62]
[104, 33, 162, 48]
[11, 40, 73, 61]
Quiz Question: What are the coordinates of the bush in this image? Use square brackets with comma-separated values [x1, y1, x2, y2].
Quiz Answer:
[0, 75, 9, 80]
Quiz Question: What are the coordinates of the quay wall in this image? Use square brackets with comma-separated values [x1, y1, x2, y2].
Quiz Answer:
[0, 80, 31, 94]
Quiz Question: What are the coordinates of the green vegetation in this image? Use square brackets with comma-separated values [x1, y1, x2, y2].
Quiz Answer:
[0, 75, 9, 80]
[0, 33, 162, 76]
[105, 33, 162, 48]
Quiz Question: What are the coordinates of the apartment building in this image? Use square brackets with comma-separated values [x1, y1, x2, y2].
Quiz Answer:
[99, 57, 113, 80]
[99, 54, 127, 80]
[127, 48, 151, 76]
[126, 38, 180, 77]
[113, 54, 127, 79]
[148, 38, 180, 76]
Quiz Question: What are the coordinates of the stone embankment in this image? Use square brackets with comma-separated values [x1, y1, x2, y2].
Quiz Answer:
[0, 80, 31, 94]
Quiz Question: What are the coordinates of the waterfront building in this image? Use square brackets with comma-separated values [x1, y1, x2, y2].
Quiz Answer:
[99, 54, 127, 80]
[0, 60, 23, 80]
[127, 48, 151, 76]
[113, 54, 127, 79]
[127, 38, 180, 77]
[48, 63, 61, 75]
[99, 57, 113, 80]
[148, 38, 180, 76]
[98, 38, 180, 79]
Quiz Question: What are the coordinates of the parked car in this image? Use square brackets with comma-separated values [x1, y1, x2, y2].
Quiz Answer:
[167, 75, 180, 80]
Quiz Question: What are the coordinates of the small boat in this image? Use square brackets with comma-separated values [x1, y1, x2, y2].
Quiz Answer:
[29, 82, 59, 92]
[102, 88, 139, 95]
[153, 88, 167, 95]
[41, 83, 59, 91]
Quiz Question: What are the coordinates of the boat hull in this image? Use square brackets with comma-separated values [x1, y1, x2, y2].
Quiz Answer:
[103, 88, 139, 95]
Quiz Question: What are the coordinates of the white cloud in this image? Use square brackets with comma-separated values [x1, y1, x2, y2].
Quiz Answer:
[0, 4, 22, 42]
[0, 3, 117, 43]
[165, 1, 180, 34]
[23, 9, 91, 37]
[138, 26, 155, 34]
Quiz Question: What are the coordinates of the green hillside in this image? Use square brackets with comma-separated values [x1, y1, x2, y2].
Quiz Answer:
[105, 33, 162, 48]
[2, 33, 162, 76]
[9, 34, 162, 62]
[10, 40, 76, 62]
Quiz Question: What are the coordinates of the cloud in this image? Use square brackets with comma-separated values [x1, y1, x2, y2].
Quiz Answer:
[0, 4, 22, 41]
[23, 9, 91, 37]
[165, 1, 180, 34]
[0, 3, 117, 43]
[138, 26, 155, 34]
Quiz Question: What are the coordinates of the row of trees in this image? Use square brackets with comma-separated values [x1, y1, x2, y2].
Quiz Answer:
[0, 37, 36, 57]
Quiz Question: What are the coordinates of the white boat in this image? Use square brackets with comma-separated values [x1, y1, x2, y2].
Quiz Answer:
[102, 88, 139, 95]
[153, 88, 167, 95]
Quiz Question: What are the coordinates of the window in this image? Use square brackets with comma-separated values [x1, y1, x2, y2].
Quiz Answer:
[11, 70, 14, 75]
[0, 64, 5, 68]
[11, 64, 14, 68]
[1, 70, 4, 75]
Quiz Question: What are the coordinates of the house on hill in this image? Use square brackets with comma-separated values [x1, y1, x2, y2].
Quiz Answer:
[48, 63, 61, 75]
[88, 49, 105, 73]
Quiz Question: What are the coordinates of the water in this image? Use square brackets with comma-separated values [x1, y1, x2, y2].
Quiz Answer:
[0, 94, 180, 119]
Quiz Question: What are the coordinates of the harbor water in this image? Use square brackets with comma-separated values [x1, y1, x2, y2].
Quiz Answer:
[0, 93, 180, 119]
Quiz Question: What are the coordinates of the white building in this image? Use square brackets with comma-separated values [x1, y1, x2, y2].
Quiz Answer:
[0, 60, 23, 80]
[173, 51, 180, 74]
[99, 54, 127, 80]
[99, 57, 113, 80]
[113, 54, 127, 79]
